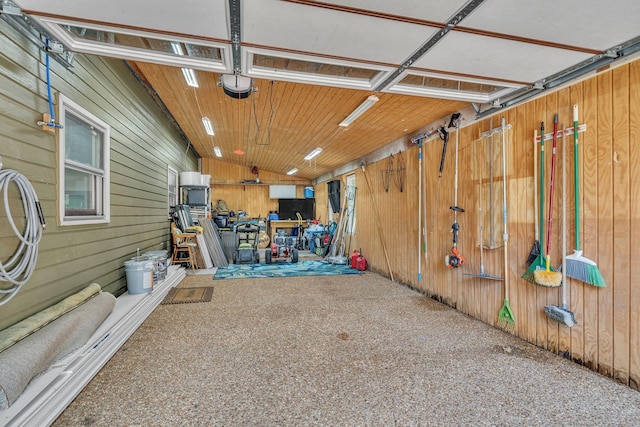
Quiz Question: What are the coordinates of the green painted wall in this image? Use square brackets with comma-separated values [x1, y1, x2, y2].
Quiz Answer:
[0, 21, 198, 330]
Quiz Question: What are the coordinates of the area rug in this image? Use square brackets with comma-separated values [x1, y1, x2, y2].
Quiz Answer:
[161, 287, 213, 305]
[213, 260, 363, 280]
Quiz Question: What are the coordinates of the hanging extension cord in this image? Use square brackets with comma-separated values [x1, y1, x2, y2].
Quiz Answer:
[0, 167, 46, 306]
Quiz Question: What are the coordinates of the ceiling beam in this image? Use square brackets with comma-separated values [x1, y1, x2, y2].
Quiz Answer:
[373, 0, 487, 92]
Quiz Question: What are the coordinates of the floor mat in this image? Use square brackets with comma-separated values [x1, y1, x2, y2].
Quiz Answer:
[161, 287, 213, 305]
[214, 260, 363, 280]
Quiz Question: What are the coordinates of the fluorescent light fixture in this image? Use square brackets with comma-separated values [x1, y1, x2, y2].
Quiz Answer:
[213, 146, 222, 157]
[286, 168, 299, 175]
[171, 42, 199, 87]
[304, 147, 322, 161]
[181, 68, 198, 88]
[202, 117, 214, 135]
[339, 95, 379, 127]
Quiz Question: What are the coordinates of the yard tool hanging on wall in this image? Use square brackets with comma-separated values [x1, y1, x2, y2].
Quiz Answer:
[526, 130, 541, 266]
[411, 128, 444, 281]
[545, 125, 577, 326]
[558, 105, 606, 287]
[464, 122, 504, 281]
[429, 125, 450, 233]
[534, 114, 562, 287]
[445, 113, 465, 269]
[522, 121, 550, 284]
[497, 117, 515, 331]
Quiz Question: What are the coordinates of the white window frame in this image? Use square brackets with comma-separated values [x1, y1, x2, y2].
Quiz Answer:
[58, 93, 110, 226]
[167, 165, 178, 218]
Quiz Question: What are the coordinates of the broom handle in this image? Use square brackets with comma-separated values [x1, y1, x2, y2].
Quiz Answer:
[501, 117, 509, 300]
[539, 122, 546, 256]
[562, 124, 568, 307]
[546, 115, 559, 257]
[533, 130, 538, 244]
[573, 104, 581, 252]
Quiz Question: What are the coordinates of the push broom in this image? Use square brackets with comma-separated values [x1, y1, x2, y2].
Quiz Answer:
[545, 125, 577, 326]
[534, 114, 562, 287]
[559, 105, 606, 287]
[522, 122, 552, 284]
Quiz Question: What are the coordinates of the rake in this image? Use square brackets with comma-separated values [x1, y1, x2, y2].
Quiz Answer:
[497, 118, 515, 331]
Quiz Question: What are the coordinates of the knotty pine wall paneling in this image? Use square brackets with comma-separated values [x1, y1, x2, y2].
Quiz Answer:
[333, 61, 639, 390]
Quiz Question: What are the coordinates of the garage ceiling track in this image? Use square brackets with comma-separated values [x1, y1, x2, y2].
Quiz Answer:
[9, 0, 640, 180]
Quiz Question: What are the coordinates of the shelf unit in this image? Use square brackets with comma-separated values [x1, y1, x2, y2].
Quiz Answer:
[179, 185, 210, 223]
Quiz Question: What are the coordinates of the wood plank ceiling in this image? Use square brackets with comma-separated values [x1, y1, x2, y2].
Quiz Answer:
[14, 0, 640, 180]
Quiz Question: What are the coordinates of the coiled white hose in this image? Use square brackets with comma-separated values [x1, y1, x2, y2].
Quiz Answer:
[0, 169, 45, 306]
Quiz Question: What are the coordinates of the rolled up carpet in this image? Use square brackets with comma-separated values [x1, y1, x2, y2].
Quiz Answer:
[0, 289, 115, 409]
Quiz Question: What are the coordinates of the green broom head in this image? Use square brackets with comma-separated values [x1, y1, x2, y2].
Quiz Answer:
[562, 250, 606, 287]
[521, 254, 549, 284]
[497, 299, 515, 331]
[533, 255, 562, 287]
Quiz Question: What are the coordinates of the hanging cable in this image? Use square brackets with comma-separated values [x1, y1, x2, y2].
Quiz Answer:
[0, 169, 46, 306]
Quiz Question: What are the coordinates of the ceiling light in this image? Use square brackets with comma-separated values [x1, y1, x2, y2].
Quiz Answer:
[181, 68, 198, 88]
[213, 146, 222, 157]
[304, 147, 322, 161]
[202, 117, 214, 135]
[339, 95, 379, 127]
[286, 168, 298, 175]
[171, 42, 199, 87]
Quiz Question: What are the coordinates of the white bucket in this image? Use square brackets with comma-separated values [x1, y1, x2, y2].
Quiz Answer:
[180, 171, 202, 186]
[124, 257, 154, 294]
[201, 174, 211, 186]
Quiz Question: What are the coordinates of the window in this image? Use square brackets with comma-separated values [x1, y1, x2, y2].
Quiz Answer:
[58, 94, 110, 225]
[168, 165, 178, 218]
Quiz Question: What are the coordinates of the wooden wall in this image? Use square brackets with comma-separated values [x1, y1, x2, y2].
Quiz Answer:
[0, 22, 198, 330]
[324, 61, 640, 390]
[201, 158, 310, 219]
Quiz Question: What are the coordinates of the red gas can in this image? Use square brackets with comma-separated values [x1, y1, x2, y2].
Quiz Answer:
[355, 255, 367, 271]
[350, 250, 360, 268]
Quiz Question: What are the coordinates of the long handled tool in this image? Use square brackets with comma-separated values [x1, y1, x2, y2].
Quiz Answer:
[464, 128, 502, 280]
[445, 113, 465, 268]
[497, 117, 515, 330]
[522, 122, 551, 283]
[430, 126, 450, 233]
[534, 114, 562, 287]
[560, 105, 606, 287]
[526, 130, 541, 265]
[545, 125, 577, 326]
[418, 138, 423, 282]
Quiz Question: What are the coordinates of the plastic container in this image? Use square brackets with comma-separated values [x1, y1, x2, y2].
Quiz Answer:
[143, 251, 169, 282]
[201, 174, 211, 186]
[124, 257, 154, 294]
[180, 171, 202, 186]
[304, 186, 315, 198]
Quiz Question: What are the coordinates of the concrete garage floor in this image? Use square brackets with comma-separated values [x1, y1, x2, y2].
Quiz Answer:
[53, 271, 640, 426]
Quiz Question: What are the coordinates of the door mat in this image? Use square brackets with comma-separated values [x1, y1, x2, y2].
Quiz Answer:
[161, 287, 213, 305]
[214, 260, 363, 280]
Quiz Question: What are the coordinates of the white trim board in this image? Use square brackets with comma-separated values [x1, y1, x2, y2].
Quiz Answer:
[0, 266, 187, 427]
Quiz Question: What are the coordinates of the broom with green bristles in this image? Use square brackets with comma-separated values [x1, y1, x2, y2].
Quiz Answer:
[559, 105, 606, 287]
[522, 121, 554, 284]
